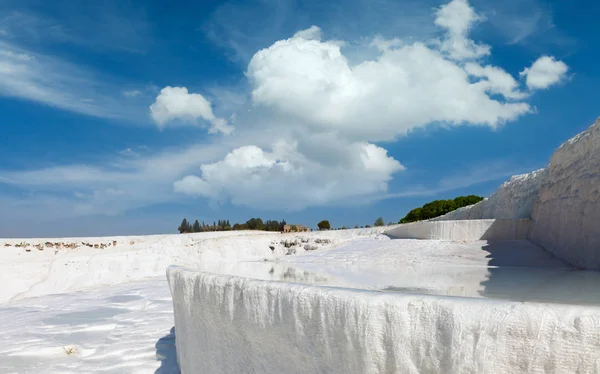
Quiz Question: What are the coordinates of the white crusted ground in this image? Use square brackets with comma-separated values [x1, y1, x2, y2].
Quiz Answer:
[0, 277, 177, 374]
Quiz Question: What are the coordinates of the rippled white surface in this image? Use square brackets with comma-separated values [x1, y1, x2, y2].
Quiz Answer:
[0, 278, 177, 374]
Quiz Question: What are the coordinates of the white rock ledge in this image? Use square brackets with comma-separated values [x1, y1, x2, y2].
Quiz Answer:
[167, 266, 600, 374]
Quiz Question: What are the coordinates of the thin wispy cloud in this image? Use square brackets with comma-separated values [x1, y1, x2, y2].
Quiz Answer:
[0, 40, 151, 121]
[0, 1, 151, 53]
[203, 0, 439, 64]
[0, 127, 270, 219]
[123, 90, 142, 97]
[477, 0, 576, 51]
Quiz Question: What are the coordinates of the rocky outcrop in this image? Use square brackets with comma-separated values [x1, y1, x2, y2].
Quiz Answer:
[529, 119, 600, 268]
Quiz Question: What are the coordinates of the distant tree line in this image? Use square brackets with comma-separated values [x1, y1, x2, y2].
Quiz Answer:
[178, 217, 287, 234]
[398, 195, 484, 224]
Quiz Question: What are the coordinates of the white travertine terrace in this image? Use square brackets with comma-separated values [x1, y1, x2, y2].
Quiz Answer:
[168, 266, 600, 374]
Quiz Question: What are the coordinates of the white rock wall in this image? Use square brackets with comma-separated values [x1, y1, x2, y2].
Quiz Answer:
[168, 266, 600, 374]
[434, 168, 548, 221]
[385, 219, 530, 241]
[529, 119, 600, 269]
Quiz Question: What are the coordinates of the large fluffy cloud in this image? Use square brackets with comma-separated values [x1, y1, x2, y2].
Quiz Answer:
[244, 1, 543, 142]
[149, 86, 233, 134]
[520, 56, 569, 90]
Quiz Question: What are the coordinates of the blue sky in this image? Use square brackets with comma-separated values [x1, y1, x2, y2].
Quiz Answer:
[0, 0, 597, 237]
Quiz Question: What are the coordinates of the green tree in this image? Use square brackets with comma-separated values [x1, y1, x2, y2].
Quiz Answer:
[374, 217, 385, 227]
[398, 195, 484, 224]
[317, 220, 331, 230]
[178, 218, 189, 234]
[245, 217, 265, 230]
[193, 220, 201, 233]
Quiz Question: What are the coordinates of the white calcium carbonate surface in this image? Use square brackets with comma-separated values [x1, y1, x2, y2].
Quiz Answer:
[530, 119, 600, 269]
[168, 266, 600, 374]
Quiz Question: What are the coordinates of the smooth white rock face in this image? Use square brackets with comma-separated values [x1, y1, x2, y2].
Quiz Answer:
[530, 119, 600, 269]
[385, 219, 530, 241]
[434, 168, 548, 221]
[168, 267, 600, 374]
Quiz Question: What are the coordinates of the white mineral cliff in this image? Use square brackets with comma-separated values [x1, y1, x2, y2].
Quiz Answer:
[435, 118, 600, 269]
[529, 118, 600, 268]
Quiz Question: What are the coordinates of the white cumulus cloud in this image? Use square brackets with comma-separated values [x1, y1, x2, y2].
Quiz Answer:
[520, 55, 568, 90]
[149, 86, 234, 134]
[246, 12, 531, 142]
[174, 140, 404, 210]
[464, 63, 527, 100]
